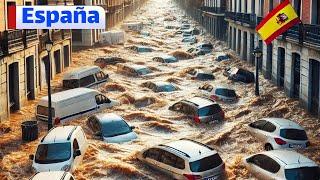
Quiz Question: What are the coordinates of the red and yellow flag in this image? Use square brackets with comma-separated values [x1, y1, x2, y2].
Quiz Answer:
[256, 0, 300, 44]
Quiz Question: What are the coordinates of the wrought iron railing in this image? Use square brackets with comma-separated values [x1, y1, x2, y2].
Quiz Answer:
[24, 29, 38, 47]
[201, 7, 225, 14]
[304, 24, 320, 46]
[2, 30, 24, 54]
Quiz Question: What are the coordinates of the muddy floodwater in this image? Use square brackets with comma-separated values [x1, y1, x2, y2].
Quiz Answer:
[0, 0, 320, 179]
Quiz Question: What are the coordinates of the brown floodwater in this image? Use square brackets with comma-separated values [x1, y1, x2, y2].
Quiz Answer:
[0, 0, 319, 179]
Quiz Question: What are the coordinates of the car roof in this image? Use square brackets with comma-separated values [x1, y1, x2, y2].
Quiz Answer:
[197, 69, 213, 74]
[95, 113, 124, 124]
[127, 64, 149, 70]
[184, 96, 215, 108]
[63, 66, 101, 80]
[263, 118, 304, 130]
[31, 171, 70, 180]
[160, 139, 217, 161]
[262, 150, 318, 168]
[41, 126, 78, 144]
[152, 81, 174, 87]
[39, 88, 98, 104]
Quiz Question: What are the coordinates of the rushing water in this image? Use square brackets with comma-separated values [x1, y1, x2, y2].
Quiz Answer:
[0, 0, 319, 179]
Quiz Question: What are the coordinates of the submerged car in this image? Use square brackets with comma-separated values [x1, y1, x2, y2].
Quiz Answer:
[215, 54, 230, 62]
[182, 36, 198, 43]
[244, 150, 319, 180]
[138, 139, 226, 180]
[180, 24, 191, 30]
[94, 56, 127, 67]
[188, 69, 215, 81]
[188, 43, 213, 56]
[199, 84, 238, 102]
[224, 67, 254, 83]
[128, 46, 153, 53]
[142, 81, 178, 92]
[152, 55, 178, 63]
[248, 118, 310, 150]
[87, 113, 137, 143]
[30, 171, 75, 180]
[169, 96, 225, 123]
[117, 64, 152, 76]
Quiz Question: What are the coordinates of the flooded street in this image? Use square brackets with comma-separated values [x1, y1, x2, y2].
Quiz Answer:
[0, 0, 320, 179]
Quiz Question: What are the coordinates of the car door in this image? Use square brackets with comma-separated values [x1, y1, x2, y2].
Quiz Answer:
[143, 148, 162, 169]
[72, 139, 81, 170]
[260, 122, 277, 142]
[157, 150, 185, 179]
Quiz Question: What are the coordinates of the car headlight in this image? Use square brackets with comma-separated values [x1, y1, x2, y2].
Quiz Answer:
[61, 165, 71, 171]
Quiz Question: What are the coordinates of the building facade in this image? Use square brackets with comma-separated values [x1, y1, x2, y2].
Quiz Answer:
[177, 0, 320, 117]
[0, 0, 73, 121]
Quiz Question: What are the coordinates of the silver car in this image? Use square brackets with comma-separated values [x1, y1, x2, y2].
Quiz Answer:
[244, 150, 319, 180]
[248, 118, 310, 150]
[138, 139, 226, 180]
[87, 113, 137, 143]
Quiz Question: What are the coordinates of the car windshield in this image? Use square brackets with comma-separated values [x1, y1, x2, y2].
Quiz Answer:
[285, 167, 320, 180]
[35, 143, 71, 164]
[137, 68, 151, 75]
[189, 154, 223, 172]
[158, 84, 176, 92]
[138, 47, 152, 52]
[215, 88, 236, 97]
[102, 120, 132, 137]
[280, 129, 308, 140]
[197, 73, 214, 80]
[198, 105, 221, 116]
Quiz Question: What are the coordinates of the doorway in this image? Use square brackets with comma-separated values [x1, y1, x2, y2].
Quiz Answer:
[277, 48, 285, 87]
[292, 53, 301, 98]
[266, 44, 273, 79]
[8, 63, 19, 112]
[54, 50, 61, 74]
[237, 30, 241, 54]
[243, 32, 248, 61]
[26, 56, 35, 100]
[310, 59, 320, 115]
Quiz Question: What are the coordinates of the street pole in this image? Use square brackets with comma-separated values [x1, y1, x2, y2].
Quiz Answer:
[46, 30, 53, 131]
[255, 56, 260, 96]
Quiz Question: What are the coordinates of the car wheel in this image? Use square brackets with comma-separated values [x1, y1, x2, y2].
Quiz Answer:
[265, 144, 273, 151]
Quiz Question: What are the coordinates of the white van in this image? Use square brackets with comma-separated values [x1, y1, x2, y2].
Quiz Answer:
[36, 88, 118, 124]
[30, 171, 74, 180]
[62, 66, 108, 89]
[29, 126, 88, 172]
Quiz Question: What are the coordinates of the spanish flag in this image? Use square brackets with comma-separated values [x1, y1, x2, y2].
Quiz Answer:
[256, 0, 300, 44]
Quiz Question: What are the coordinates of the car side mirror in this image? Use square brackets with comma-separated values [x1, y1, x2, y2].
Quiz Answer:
[29, 154, 34, 160]
[74, 149, 81, 158]
[130, 126, 135, 130]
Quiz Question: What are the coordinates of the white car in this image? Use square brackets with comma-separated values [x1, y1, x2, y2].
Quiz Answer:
[244, 150, 319, 180]
[248, 118, 310, 150]
[30, 171, 74, 180]
[199, 84, 238, 102]
[138, 138, 226, 179]
[30, 126, 88, 172]
[87, 113, 137, 143]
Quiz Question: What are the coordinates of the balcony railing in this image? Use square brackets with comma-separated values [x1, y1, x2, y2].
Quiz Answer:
[257, 16, 263, 25]
[225, 12, 256, 28]
[52, 30, 63, 42]
[201, 7, 225, 14]
[24, 29, 38, 47]
[1, 30, 25, 54]
[39, 32, 49, 51]
[62, 29, 71, 39]
[225, 11, 236, 21]
[304, 24, 320, 46]
[286, 24, 303, 43]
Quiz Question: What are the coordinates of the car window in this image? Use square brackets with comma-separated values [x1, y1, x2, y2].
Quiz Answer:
[95, 95, 111, 105]
[35, 143, 71, 164]
[215, 88, 236, 97]
[198, 105, 222, 116]
[249, 154, 280, 173]
[101, 120, 132, 137]
[189, 153, 223, 172]
[159, 151, 185, 169]
[280, 129, 308, 140]
[171, 102, 183, 111]
[63, 79, 80, 88]
[197, 73, 214, 80]
[95, 71, 107, 81]
[262, 122, 277, 132]
[79, 75, 95, 87]
[144, 148, 161, 161]
[88, 117, 101, 134]
[73, 139, 80, 152]
[285, 167, 320, 180]
[250, 120, 267, 130]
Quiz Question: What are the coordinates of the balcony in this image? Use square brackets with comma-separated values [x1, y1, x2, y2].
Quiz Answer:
[286, 24, 303, 43]
[304, 24, 320, 47]
[52, 30, 63, 42]
[257, 16, 263, 25]
[201, 7, 225, 14]
[24, 29, 38, 48]
[225, 12, 256, 28]
[1, 30, 24, 54]
[225, 11, 236, 21]
[62, 29, 71, 39]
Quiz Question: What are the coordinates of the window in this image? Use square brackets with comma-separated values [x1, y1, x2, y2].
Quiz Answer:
[95, 72, 108, 81]
[198, 105, 222, 116]
[249, 154, 280, 173]
[249, 120, 267, 130]
[101, 120, 132, 137]
[63, 79, 80, 89]
[159, 151, 185, 169]
[88, 117, 101, 134]
[144, 148, 161, 161]
[73, 139, 79, 152]
[215, 89, 237, 97]
[79, 75, 95, 87]
[262, 122, 277, 132]
[285, 167, 320, 180]
[280, 129, 308, 140]
[35, 143, 71, 164]
[189, 154, 223, 172]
